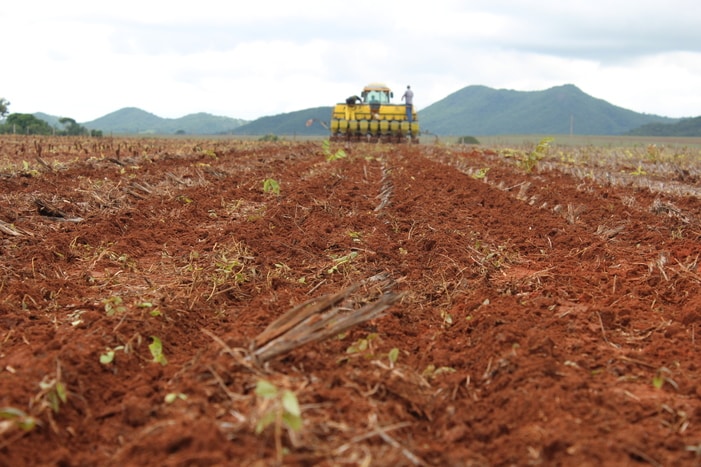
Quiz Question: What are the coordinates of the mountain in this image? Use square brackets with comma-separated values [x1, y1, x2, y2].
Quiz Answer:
[80, 107, 247, 135]
[626, 115, 701, 136]
[232, 107, 333, 136]
[29, 84, 682, 137]
[33, 113, 63, 128]
[418, 84, 676, 136]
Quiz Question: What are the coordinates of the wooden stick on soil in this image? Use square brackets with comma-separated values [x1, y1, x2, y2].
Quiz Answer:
[250, 274, 401, 364]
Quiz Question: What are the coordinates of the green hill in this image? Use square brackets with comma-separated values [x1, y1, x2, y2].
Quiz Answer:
[232, 107, 333, 136]
[418, 84, 676, 136]
[29, 84, 682, 137]
[81, 107, 247, 135]
[33, 112, 63, 128]
[626, 115, 701, 136]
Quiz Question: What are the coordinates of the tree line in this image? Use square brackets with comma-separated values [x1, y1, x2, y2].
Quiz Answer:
[0, 98, 102, 136]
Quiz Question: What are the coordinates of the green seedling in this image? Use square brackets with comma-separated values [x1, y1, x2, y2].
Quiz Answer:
[348, 231, 362, 243]
[103, 296, 127, 316]
[652, 367, 678, 390]
[263, 178, 280, 196]
[327, 251, 358, 274]
[0, 407, 39, 432]
[21, 161, 40, 177]
[322, 139, 347, 161]
[388, 347, 400, 365]
[38, 377, 67, 414]
[630, 163, 647, 176]
[137, 301, 162, 317]
[471, 167, 490, 179]
[345, 333, 378, 356]
[516, 136, 553, 173]
[254, 380, 303, 463]
[149, 336, 168, 366]
[422, 364, 457, 380]
[99, 345, 125, 365]
[164, 393, 188, 404]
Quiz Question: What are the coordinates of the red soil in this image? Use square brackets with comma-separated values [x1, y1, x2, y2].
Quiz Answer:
[1, 137, 700, 466]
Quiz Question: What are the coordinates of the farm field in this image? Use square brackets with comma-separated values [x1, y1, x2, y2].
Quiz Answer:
[1, 135, 701, 466]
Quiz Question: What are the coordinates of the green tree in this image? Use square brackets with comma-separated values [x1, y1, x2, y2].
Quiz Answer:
[0, 98, 9, 118]
[2, 113, 53, 135]
[58, 117, 88, 136]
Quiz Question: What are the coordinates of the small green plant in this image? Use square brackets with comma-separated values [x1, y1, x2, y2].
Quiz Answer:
[99, 345, 125, 365]
[0, 407, 39, 433]
[348, 231, 362, 243]
[38, 373, 67, 414]
[388, 347, 400, 366]
[322, 139, 347, 161]
[471, 167, 490, 179]
[327, 251, 358, 274]
[421, 364, 457, 380]
[164, 393, 188, 404]
[200, 148, 218, 158]
[254, 380, 303, 463]
[652, 367, 678, 390]
[102, 296, 127, 316]
[137, 301, 162, 317]
[263, 178, 281, 196]
[345, 333, 378, 355]
[20, 161, 40, 177]
[630, 163, 647, 176]
[148, 336, 168, 365]
[519, 137, 553, 173]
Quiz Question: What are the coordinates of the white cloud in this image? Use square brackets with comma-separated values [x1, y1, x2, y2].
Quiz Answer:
[3, 0, 701, 122]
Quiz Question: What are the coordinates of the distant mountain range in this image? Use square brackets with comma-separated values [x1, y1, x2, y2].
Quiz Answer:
[32, 84, 695, 136]
[231, 107, 332, 137]
[626, 115, 701, 137]
[35, 108, 248, 135]
[418, 84, 676, 135]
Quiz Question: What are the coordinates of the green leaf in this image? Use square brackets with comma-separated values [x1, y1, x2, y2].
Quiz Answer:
[255, 380, 278, 399]
[99, 350, 115, 365]
[149, 336, 168, 365]
[281, 390, 300, 417]
[55, 382, 68, 404]
[388, 347, 400, 364]
[283, 412, 302, 431]
[165, 393, 187, 404]
[255, 411, 276, 434]
[0, 408, 37, 431]
[262, 178, 280, 195]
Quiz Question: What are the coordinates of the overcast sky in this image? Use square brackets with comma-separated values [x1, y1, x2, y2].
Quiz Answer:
[3, 1, 700, 122]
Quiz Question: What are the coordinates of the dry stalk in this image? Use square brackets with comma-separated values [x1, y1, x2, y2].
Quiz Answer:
[375, 162, 393, 212]
[650, 198, 690, 223]
[250, 273, 401, 364]
[0, 219, 24, 237]
[516, 181, 531, 201]
[655, 252, 669, 281]
[565, 203, 585, 224]
[595, 224, 626, 240]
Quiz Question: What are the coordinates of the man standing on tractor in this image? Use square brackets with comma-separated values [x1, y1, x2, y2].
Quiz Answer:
[401, 85, 414, 123]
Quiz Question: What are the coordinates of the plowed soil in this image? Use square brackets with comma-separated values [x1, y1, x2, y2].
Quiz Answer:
[1, 137, 700, 466]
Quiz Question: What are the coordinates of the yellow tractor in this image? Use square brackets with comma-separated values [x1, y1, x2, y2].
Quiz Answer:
[329, 83, 419, 143]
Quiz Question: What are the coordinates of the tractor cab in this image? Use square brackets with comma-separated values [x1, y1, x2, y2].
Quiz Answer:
[361, 83, 393, 104]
